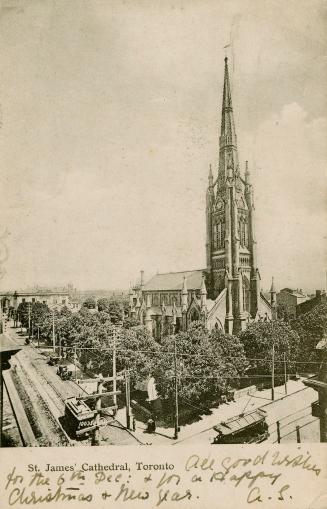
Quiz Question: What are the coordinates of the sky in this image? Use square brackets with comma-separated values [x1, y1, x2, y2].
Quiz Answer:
[0, 0, 326, 293]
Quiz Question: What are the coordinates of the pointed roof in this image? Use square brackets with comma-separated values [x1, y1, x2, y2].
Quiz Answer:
[182, 275, 188, 295]
[270, 277, 276, 293]
[245, 160, 250, 183]
[208, 164, 213, 186]
[200, 275, 207, 295]
[218, 57, 238, 182]
[220, 57, 237, 150]
[143, 269, 205, 292]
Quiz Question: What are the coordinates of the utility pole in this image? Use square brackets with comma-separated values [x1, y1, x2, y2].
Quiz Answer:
[271, 343, 275, 401]
[52, 308, 55, 353]
[74, 346, 77, 380]
[283, 352, 288, 395]
[174, 334, 179, 440]
[112, 328, 117, 407]
[28, 304, 31, 339]
[93, 377, 104, 446]
[37, 326, 40, 348]
[276, 421, 281, 443]
[125, 369, 131, 430]
[77, 374, 123, 444]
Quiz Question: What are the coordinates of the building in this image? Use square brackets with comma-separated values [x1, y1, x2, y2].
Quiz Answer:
[304, 334, 327, 442]
[130, 57, 274, 337]
[0, 288, 70, 313]
[296, 290, 326, 317]
[276, 288, 308, 320]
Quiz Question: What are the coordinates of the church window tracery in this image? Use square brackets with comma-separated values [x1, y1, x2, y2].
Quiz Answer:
[215, 221, 225, 249]
[238, 218, 248, 248]
[213, 224, 217, 249]
[217, 223, 222, 248]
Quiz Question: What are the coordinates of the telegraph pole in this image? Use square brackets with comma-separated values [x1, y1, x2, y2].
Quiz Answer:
[52, 308, 55, 353]
[283, 352, 288, 395]
[172, 308, 179, 440]
[74, 346, 77, 380]
[174, 336, 179, 440]
[37, 326, 40, 348]
[125, 369, 131, 430]
[77, 374, 123, 445]
[93, 377, 104, 446]
[271, 343, 275, 401]
[28, 304, 31, 339]
[113, 328, 117, 407]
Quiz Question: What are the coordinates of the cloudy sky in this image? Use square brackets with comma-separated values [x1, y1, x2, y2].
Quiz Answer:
[0, 0, 326, 292]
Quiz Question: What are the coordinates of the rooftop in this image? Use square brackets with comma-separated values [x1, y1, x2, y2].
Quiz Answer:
[143, 269, 206, 292]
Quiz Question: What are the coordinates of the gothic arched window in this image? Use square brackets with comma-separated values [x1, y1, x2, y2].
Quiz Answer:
[221, 223, 225, 248]
[191, 310, 199, 322]
[213, 224, 217, 250]
[217, 223, 222, 248]
[244, 222, 248, 247]
[242, 276, 250, 312]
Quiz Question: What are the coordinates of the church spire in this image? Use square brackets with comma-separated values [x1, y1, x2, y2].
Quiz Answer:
[208, 164, 213, 187]
[218, 57, 238, 183]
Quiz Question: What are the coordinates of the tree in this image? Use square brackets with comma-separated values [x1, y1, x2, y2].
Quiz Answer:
[95, 297, 126, 323]
[107, 301, 124, 324]
[153, 322, 248, 406]
[291, 303, 327, 372]
[123, 315, 140, 329]
[97, 298, 110, 313]
[17, 302, 30, 328]
[277, 303, 292, 322]
[31, 302, 49, 328]
[238, 320, 300, 384]
[82, 296, 97, 309]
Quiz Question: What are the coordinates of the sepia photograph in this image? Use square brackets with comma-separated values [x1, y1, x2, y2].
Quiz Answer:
[0, 0, 326, 455]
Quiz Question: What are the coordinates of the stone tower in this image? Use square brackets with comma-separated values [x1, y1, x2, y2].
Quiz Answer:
[206, 57, 261, 334]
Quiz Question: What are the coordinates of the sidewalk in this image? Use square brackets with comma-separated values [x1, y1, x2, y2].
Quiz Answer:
[116, 379, 317, 445]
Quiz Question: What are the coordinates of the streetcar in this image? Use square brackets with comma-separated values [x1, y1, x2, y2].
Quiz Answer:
[212, 408, 269, 444]
[64, 397, 97, 438]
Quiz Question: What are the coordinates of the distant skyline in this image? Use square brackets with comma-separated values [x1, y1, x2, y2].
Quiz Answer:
[0, 0, 326, 293]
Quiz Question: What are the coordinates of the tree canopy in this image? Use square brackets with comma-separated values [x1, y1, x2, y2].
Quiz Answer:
[153, 322, 248, 406]
[82, 296, 97, 309]
[238, 320, 299, 382]
[290, 303, 327, 371]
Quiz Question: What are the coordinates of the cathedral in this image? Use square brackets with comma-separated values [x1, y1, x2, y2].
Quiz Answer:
[129, 57, 275, 338]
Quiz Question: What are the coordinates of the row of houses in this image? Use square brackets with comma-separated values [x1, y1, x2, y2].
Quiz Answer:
[276, 288, 326, 319]
[0, 288, 81, 314]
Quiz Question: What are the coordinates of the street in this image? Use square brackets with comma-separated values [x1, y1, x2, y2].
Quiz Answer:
[4, 322, 138, 446]
[3, 321, 320, 447]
